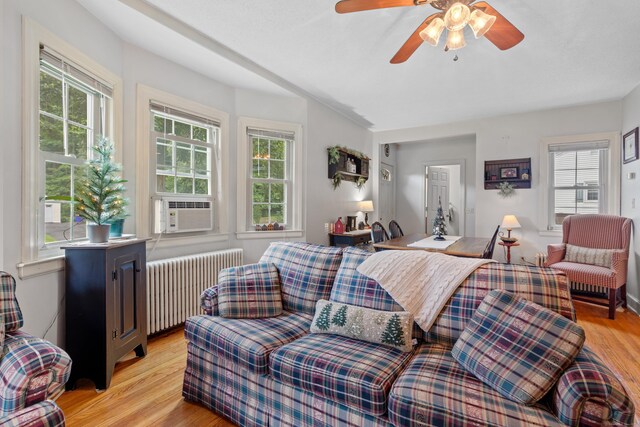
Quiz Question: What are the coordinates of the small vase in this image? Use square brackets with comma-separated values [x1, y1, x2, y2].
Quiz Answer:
[88, 224, 111, 243]
[109, 219, 124, 237]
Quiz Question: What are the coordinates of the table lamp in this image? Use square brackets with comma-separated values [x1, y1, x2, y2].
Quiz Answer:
[358, 200, 374, 228]
[500, 214, 521, 243]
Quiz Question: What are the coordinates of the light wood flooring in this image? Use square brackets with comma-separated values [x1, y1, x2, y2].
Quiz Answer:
[57, 302, 640, 427]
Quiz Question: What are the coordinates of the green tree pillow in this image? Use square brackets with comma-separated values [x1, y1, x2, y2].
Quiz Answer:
[310, 299, 414, 352]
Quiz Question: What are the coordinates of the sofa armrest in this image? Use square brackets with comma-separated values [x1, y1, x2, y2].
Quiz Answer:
[545, 243, 566, 266]
[200, 285, 219, 316]
[0, 400, 65, 427]
[552, 347, 635, 426]
[0, 333, 72, 413]
[611, 249, 629, 277]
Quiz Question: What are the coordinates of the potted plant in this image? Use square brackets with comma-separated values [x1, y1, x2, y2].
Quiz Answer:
[75, 137, 128, 243]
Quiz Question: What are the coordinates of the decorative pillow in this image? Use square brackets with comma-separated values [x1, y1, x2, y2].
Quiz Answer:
[217, 263, 283, 319]
[0, 272, 24, 332]
[452, 290, 585, 404]
[310, 299, 414, 352]
[564, 244, 615, 268]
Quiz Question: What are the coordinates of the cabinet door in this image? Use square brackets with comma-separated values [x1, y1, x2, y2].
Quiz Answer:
[112, 252, 142, 359]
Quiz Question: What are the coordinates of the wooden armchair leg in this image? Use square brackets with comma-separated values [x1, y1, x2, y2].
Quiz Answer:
[608, 288, 617, 320]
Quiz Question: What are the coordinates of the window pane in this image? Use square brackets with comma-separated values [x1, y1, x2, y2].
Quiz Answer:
[176, 177, 193, 194]
[156, 139, 173, 171]
[176, 142, 192, 174]
[157, 175, 175, 193]
[44, 202, 71, 243]
[270, 160, 285, 179]
[194, 147, 208, 175]
[252, 204, 269, 225]
[68, 125, 88, 159]
[40, 71, 63, 117]
[577, 169, 599, 186]
[271, 204, 284, 224]
[252, 183, 269, 203]
[174, 121, 191, 138]
[40, 114, 64, 154]
[193, 126, 207, 142]
[271, 183, 284, 203]
[252, 159, 268, 178]
[270, 139, 285, 160]
[577, 150, 600, 169]
[45, 162, 71, 198]
[68, 85, 88, 125]
[554, 152, 576, 170]
[194, 179, 208, 195]
[71, 215, 87, 241]
[554, 169, 575, 187]
[153, 116, 166, 133]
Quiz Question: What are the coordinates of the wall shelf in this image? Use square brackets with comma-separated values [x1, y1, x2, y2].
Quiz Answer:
[484, 157, 531, 190]
[328, 148, 369, 183]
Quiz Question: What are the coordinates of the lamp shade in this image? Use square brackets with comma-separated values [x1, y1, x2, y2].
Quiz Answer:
[358, 200, 374, 213]
[445, 29, 466, 51]
[501, 215, 521, 230]
[419, 17, 445, 46]
[444, 2, 471, 31]
[468, 9, 496, 39]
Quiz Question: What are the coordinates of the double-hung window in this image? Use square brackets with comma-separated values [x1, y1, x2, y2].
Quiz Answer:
[39, 47, 113, 246]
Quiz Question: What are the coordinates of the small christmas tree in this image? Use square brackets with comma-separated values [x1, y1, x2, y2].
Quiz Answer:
[381, 314, 406, 347]
[75, 137, 128, 225]
[432, 196, 447, 241]
[349, 308, 364, 337]
[331, 305, 348, 327]
[315, 303, 333, 331]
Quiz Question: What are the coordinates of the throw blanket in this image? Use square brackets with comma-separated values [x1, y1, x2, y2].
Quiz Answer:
[357, 251, 495, 332]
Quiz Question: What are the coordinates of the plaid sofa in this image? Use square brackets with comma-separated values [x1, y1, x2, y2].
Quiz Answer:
[0, 272, 72, 427]
[185, 244, 635, 426]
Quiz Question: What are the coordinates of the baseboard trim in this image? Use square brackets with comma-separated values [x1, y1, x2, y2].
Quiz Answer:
[627, 293, 639, 315]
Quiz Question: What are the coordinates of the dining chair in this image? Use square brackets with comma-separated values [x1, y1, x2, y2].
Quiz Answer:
[482, 225, 500, 259]
[370, 222, 390, 252]
[388, 220, 404, 239]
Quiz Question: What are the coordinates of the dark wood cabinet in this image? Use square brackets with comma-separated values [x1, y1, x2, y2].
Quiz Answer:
[63, 239, 148, 390]
[328, 148, 369, 183]
[329, 230, 371, 247]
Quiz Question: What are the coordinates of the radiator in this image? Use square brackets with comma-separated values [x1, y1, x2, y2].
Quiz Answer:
[146, 248, 243, 334]
[535, 252, 606, 295]
[534, 252, 547, 267]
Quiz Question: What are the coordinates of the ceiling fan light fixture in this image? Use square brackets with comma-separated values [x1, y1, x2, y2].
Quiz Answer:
[468, 9, 496, 38]
[445, 28, 466, 50]
[419, 17, 445, 46]
[444, 2, 470, 31]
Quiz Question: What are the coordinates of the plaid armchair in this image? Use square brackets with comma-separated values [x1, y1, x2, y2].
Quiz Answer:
[0, 272, 72, 426]
[545, 214, 632, 319]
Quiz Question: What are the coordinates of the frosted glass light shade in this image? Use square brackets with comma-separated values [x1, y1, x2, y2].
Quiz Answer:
[445, 29, 466, 50]
[358, 200, 374, 212]
[419, 17, 445, 46]
[444, 2, 471, 31]
[501, 215, 521, 230]
[469, 9, 496, 38]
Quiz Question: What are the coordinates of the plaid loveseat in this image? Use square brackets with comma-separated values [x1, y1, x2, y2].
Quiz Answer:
[0, 272, 72, 427]
[183, 243, 635, 426]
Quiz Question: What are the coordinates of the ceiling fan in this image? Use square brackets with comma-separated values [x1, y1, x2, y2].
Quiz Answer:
[335, 0, 524, 63]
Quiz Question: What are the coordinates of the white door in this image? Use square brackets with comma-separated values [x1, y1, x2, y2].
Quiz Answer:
[379, 163, 395, 225]
[426, 166, 449, 235]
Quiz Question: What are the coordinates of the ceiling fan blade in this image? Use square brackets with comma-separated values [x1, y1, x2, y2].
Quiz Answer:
[390, 13, 438, 64]
[473, 1, 524, 50]
[336, 0, 418, 14]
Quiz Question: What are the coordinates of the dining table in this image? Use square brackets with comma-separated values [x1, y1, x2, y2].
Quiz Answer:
[372, 233, 490, 258]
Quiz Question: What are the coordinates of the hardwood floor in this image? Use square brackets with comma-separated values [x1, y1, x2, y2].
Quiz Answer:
[57, 302, 640, 426]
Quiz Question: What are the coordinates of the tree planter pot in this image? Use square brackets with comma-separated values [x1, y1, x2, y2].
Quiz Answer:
[88, 224, 111, 243]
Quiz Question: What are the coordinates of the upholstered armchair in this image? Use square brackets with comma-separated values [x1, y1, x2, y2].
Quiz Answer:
[545, 214, 632, 319]
[0, 272, 72, 426]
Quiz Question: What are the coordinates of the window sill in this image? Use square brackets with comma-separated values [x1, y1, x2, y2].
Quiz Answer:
[17, 256, 65, 279]
[235, 230, 304, 240]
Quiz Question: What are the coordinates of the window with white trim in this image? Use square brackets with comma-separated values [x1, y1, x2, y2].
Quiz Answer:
[39, 46, 113, 246]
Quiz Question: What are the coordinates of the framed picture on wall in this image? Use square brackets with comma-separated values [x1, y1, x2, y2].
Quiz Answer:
[500, 167, 518, 179]
[623, 127, 639, 164]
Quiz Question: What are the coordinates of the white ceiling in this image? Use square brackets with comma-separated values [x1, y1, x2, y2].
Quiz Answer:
[79, 0, 640, 131]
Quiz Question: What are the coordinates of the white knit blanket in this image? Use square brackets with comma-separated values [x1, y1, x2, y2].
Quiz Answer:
[357, 251, 495, 332]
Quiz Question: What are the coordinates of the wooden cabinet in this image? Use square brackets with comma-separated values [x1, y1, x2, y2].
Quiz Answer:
[328, 148, 369, 183]
[63, 239, 148, 390]
[328, 230, 371, 247]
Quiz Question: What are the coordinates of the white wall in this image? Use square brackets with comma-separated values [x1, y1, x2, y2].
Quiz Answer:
[375, 101, 623, 264]
[1, 0, 372, 345]
[622, 83, 640, 313]
[394, 136, 476, 238]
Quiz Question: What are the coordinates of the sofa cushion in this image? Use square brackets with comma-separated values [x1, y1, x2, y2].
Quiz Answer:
[564, 244, 615, 268]
[310, 299, 414, 352]
[184, 312, 312, 375]
[259, 242, 343, 315]
[547, 261, 618, 288]
[388, 344, 565, 427]
[452, 290, 585, 404]
[270, 333, 414, 417]
[425, 263, 575, 346]
[0, 272, 23, 332]
[217, 263, 282, 319]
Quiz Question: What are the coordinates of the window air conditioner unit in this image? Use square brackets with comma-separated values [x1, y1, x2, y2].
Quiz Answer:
[154, 197, 213, 234]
